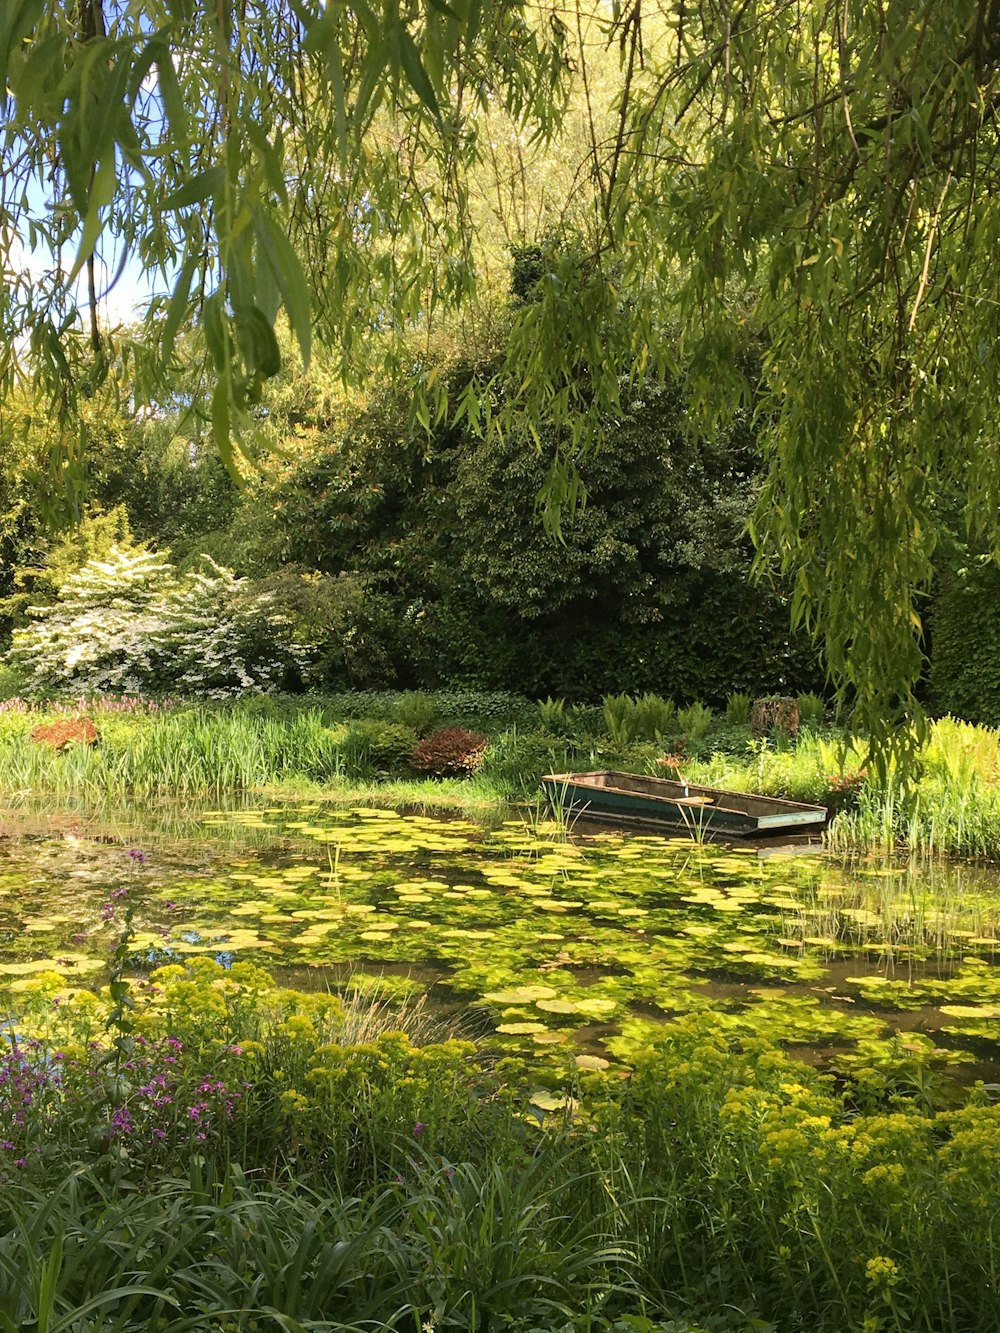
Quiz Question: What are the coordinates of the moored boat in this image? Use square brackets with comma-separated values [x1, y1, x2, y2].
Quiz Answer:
[541, 770, 827, 837]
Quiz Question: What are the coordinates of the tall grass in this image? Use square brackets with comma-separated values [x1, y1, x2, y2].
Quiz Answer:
[823, 719, 1000, 858]
[682, 731, 835, 805]
[0, 708, 347, 799]
[681, 719, 1000, 859]
[0, 706, 523, 812]
[0, 1160, 632, 1332]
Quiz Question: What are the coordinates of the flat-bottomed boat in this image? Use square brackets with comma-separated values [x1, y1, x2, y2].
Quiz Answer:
[542, 770, 827, 837]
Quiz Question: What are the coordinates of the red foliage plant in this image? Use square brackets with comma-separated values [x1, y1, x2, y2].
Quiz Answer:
[30, 718, 100, 751]
[409, 727, 487, 777]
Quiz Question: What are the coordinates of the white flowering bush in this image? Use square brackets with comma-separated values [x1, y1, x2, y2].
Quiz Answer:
[155, 558, 308, 696]
[8, 546, 309, 697]
[8, 548, 176, 694]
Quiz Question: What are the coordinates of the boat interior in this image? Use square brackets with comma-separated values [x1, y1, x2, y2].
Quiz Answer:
[548, 770, 826, 818]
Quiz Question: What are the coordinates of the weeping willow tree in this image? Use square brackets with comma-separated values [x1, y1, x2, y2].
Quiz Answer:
[0, 1, 571, 442]
[2, 0, 1000, 761]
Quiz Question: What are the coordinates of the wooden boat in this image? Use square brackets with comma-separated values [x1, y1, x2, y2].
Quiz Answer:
[541, 770, 827, 837]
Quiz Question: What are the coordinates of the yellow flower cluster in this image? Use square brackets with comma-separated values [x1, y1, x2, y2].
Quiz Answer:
[865, 1255, 901, 1288]
[279, 1089, 310, 1115]
[861, 1163, 905, 1191]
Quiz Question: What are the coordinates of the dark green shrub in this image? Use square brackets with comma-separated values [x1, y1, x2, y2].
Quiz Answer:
[478, 728, 588, 790]
[256, 361, 824, 702]
[392, 690, 439, 734]
[339, 720, 419, 776]
[314, 690, 535, 730]
[698, 721, 752, 757]
[930, 561, 1000, 726]
[0, 661, 28, 700]
[567, 702, 605, 736]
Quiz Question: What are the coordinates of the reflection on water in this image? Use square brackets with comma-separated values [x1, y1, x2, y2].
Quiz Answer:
[1, 798, 999, 1076]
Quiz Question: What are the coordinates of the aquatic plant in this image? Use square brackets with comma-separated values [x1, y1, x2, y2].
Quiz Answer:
[7, 803, 1000, 1083]
[6, 694, 1000, 858]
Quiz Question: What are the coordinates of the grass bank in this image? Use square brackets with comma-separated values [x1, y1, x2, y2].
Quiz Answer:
[4, 691, 1000, 858]
[2, 955, 998, 1332]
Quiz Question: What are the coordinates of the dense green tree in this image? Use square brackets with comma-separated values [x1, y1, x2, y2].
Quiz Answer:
[4, 2, 1000, 757]
[253, 357, 821, 698]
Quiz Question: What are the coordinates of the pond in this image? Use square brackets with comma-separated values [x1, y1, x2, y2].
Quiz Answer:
[2, 800, 1000, 1081]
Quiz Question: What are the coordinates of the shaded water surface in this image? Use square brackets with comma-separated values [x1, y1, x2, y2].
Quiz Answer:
[2, 800, 999, 1076]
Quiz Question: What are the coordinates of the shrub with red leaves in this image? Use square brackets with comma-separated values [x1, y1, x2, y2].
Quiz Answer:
[30, 718, 100, 751]
[409, 726, 487, 777]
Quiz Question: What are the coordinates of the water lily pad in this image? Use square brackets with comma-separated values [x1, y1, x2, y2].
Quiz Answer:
[575, 1054, 610, 1070]
[535, 998, 580, 1014]
[483, 985, 557, 1004]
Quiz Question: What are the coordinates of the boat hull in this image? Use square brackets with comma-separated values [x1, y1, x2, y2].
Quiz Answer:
[542, 771, 827, 837]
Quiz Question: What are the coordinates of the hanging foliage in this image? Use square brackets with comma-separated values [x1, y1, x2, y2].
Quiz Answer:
[5, 3, 1000, 764]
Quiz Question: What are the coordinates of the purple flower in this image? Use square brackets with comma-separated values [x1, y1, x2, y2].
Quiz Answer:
[411, 1122, 426, 1137]
[111, 1105, 134, 1135]
[128, 849, 147, 865]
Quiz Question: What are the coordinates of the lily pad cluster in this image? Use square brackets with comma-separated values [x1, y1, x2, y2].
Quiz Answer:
[2, 804, 999, 1074]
